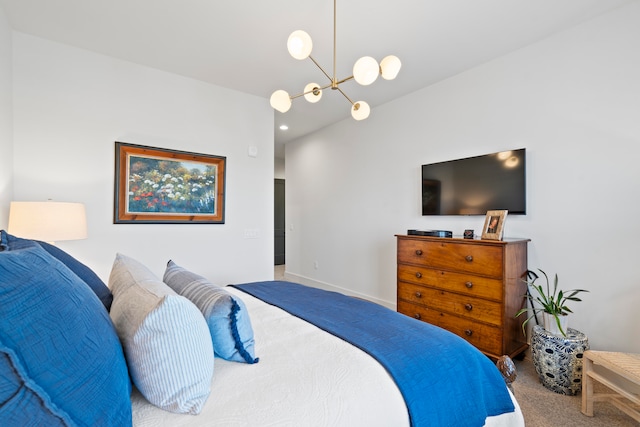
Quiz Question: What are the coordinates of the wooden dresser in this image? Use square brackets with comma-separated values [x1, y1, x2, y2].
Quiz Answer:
[396, 234, 530, 359]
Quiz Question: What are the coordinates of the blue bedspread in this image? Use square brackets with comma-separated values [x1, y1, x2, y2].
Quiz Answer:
[232, 281, 515, 427]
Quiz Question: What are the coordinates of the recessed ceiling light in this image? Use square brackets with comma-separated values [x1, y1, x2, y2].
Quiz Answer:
[279, 125, 289, 130]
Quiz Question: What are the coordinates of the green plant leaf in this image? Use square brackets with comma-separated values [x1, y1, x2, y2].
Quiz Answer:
[514, 268, 589, 336]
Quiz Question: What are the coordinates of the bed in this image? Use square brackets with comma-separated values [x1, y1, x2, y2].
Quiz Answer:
[0, 230, 524, 427]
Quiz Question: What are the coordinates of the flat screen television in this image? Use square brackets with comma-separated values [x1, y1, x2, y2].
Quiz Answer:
[421, 149, 526, 215]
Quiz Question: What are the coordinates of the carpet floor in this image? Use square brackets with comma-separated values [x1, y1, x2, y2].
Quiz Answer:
[512, 351, 638, 426]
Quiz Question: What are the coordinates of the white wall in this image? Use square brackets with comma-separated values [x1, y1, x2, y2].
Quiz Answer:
[275, 156, 285, 179]
[285, 2, 640, 352]
[11, 33, 275, 284]
[0, 6, 12, 227]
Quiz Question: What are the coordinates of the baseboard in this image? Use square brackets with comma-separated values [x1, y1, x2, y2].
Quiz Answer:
[282, 271, 396, 311]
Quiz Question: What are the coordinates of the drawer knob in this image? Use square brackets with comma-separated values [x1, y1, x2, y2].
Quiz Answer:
[415, 292, 422, 298]
[415, 249, 423, 256]
[414, 313, 422, 320]
[465, 255, 473, 262]
[465, 329, 473, 336]
[465, 303, 473, 311]
[465, 281, 473, 289]
[415, 272, 422, 279]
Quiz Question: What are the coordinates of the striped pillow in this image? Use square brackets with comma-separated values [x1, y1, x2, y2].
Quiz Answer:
[108, 253, 214, 414]
[164, 260, 258, 364]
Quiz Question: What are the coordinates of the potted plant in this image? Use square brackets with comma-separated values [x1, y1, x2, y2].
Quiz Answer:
[516, 269, 588, 337]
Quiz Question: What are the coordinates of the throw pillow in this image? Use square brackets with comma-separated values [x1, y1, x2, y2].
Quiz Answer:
[0, 244, 132, 426]
[108, 253, 214, 414]
[0, 230, 113, 311]
[163, 260, 259, 364]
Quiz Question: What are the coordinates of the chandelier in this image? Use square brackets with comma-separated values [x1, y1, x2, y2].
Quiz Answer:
[270, 0, 401, 121]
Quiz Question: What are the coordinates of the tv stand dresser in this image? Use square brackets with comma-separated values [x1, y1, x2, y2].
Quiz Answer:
[396, 234, 530, 359]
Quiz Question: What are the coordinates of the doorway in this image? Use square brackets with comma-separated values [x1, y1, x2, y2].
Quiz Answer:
[274, 179, 285, 265]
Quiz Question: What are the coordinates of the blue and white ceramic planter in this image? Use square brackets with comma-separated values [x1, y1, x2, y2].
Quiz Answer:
[531, 325, 589, 395]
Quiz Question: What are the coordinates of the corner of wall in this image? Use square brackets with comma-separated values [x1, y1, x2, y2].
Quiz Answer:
[0, 5, 14, 228]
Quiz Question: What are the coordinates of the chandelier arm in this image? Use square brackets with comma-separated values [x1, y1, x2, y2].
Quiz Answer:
[289, 92, 307, 100]
[309, 55, 334, 84]
[335, 75, 355, 85]
[336, 86, 356, 106]
[289, 82, 333, 100]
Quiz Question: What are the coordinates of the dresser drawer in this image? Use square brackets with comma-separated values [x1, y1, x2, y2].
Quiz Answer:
[397, 265, 503, 301]
[397, 300, 502, 355]
[397, 239, 503, 278]
[398, 282, 502, 326]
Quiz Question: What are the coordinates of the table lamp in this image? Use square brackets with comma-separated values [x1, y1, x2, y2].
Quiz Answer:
[8, 200, 88, 244]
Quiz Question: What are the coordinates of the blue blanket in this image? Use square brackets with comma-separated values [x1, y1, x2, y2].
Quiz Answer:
[232, 281, 515, 427]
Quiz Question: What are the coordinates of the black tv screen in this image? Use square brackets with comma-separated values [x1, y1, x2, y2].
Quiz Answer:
[422, 149, 526, 215]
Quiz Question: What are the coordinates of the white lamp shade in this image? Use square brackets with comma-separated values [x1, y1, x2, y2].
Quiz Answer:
[270, 90, 292, 113]
[303, 83, 323, 103]
[287, 30, 313, 60]
[353, 56, 379, 86]
[380, 55, 401, 80]
[351, 101, 370, 120]
[8, 201, 87, 243]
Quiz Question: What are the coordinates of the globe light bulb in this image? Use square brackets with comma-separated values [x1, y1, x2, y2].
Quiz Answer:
[353, 56, 380, 86]
[303, 83, 322, 103]
[380, 55, 401, 80]
[287, 30, 313, 60]
[270, 90, 292, 113]
[351, 101, 370, 120]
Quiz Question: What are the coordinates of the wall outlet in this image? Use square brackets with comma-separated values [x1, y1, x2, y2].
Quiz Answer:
[243, 229, 260, 239]
[314, 260, 319, 269]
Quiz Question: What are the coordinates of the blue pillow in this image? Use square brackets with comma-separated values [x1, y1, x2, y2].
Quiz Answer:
[0, 348, 68, 426]
[0, 230, 113, 311]
[163, 260, 259, 364]
[0, 244, 132, 426]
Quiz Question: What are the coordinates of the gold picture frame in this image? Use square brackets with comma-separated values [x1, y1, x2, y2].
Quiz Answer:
[114, 142, 226, 224]
[481, 210, 508, 240]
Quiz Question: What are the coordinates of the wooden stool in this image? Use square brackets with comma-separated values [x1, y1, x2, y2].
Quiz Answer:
[581, 350, 640, 422]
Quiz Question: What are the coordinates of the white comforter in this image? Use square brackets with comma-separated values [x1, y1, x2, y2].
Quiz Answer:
[131, 287, 524, 427]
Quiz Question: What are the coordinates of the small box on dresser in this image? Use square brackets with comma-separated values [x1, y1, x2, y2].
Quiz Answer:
[396, 234, 530, 359]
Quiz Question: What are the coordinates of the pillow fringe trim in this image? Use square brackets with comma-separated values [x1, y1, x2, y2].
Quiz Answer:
[229, 298, 259, 364]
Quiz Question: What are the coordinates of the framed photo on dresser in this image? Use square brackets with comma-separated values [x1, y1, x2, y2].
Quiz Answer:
[481, 210, 508, 240]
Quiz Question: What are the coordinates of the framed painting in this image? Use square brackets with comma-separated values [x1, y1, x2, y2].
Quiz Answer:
[114, 142, 226, 224]
[481, 210, 508, 240]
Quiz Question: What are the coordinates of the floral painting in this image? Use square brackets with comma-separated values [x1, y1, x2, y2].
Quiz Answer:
[114, 142, 226, 224]
[127, 156, 216, 214]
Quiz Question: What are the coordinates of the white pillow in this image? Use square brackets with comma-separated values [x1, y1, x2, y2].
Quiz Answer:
[108, 253, 214, 414]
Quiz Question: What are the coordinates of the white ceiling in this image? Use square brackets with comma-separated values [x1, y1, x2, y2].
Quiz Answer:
[1, 0, 633, 157]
